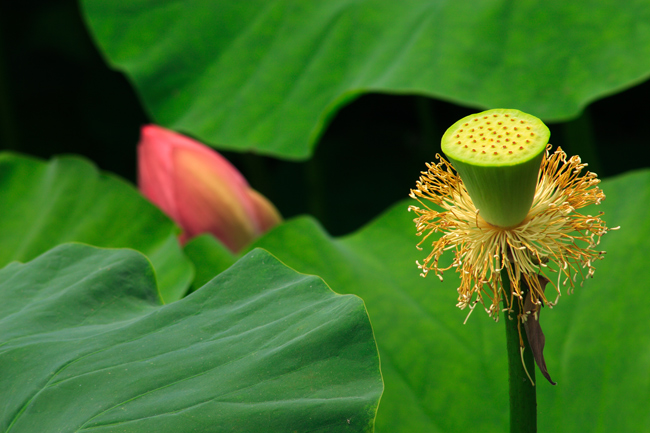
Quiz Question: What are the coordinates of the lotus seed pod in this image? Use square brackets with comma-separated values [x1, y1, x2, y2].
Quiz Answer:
[441, 109, 550, 228]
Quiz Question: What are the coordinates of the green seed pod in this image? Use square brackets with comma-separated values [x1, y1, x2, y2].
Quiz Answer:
[441, 109, 550, 228]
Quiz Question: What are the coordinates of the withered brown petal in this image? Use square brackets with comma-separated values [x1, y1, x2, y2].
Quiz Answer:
[523, 275, 556, 385]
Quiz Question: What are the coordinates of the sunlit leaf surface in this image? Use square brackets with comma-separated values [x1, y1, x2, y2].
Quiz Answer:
[82, 0, 650, 158]
[0, 245, 382, 432]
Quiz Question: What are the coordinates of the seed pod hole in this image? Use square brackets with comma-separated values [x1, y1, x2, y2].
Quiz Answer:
[441, 109, 549, 165]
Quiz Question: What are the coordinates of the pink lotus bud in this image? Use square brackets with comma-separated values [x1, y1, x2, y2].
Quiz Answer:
[137, 125, 282, 252]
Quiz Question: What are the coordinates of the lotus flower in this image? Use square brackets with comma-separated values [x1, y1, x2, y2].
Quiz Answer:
[137, 125, 282, 252]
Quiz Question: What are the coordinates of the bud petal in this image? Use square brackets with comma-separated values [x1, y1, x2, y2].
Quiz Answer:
[137, 125, 281, 252]
[246, 188, 283, 233]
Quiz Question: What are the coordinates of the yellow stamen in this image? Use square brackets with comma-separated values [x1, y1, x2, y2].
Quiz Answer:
[409, 146, 617, 321]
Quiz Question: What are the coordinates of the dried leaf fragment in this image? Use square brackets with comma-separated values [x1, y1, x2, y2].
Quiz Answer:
[523, 275, 556, 385]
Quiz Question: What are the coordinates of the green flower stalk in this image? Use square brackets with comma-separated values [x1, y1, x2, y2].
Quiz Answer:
[409, 108, 618, 432]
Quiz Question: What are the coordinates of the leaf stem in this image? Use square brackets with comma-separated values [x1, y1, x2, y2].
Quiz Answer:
[501, 269, 537, 433]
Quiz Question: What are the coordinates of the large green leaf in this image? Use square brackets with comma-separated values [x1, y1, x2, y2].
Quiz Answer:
[81, 0, 650, 159]
[0, 244, 382, 432]
[183, 234, 236, 293]
[0, 152, 192, 302]
[227, 170, 647, 432]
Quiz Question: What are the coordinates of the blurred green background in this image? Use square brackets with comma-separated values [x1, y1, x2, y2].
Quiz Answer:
[3, 0, 650, 237]
[3, 2, 650, 432]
